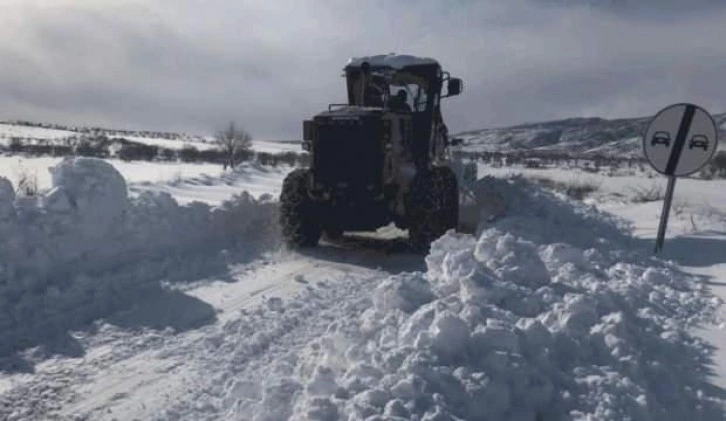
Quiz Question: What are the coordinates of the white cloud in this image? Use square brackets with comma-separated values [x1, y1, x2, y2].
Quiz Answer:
[0, 0, 725, 138]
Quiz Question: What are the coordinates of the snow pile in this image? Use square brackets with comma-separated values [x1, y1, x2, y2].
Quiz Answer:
[225, 178, 723, 420]
[251, 231, 721, 420]
[462, 174, 632, 250]
[0, 157, 279, 355]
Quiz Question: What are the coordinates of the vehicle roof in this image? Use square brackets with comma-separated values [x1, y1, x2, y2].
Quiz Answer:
[345, 54, 440, 70]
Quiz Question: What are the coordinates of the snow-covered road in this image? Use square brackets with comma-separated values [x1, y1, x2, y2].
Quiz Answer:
[1, 237, 423, 421]
[1, 158, 725, 420]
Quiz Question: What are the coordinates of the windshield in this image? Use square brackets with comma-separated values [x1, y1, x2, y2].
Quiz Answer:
[389, 83, 427, 112]
[349, 69, 431, 112]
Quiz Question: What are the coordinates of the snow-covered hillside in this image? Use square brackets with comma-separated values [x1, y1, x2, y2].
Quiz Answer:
[455, 113, 726, 158]
[0, 155, 724, 420]
[0, 122, 216, 151]
[0, 121, 302, 155]
[0, 123, 77, 142]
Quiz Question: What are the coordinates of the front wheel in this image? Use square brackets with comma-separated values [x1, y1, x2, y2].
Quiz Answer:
[406, 166, 459, 253]
[279, 169, 322, 248]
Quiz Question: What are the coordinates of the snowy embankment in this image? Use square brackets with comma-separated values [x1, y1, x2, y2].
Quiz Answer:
[206, 177, 723, 420]
[0, 157, 279, 356]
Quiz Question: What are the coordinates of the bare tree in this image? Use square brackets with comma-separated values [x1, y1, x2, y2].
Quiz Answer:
[215, 121, 252, 169]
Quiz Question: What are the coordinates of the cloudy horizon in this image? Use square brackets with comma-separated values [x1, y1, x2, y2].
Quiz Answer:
[1, 0, 726, 139]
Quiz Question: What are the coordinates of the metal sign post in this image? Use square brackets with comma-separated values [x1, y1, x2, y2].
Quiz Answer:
[654, 176, 676, 253]
[642, 103, 718, 253]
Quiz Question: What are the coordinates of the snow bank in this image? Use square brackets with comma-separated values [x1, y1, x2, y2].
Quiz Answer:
[0, 157, 279, 355]
[226, 177, 723, 420]
[461, 175, 632, 250]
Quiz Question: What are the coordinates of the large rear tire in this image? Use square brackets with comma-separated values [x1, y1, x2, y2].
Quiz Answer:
[407, 166, 459, 253]
[279, 169, 322, 248]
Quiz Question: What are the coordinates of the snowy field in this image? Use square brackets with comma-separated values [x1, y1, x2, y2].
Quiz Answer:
[475, 164, 726, 237]
[252, 139, 304, 154]
[0, 122, 303, 154]
[0, 122, 303, 201]
[0, 155, 226, 192]
[0, 157, 725, 420]
[108, 135, 217, 151]
[130, 162, 292, 206]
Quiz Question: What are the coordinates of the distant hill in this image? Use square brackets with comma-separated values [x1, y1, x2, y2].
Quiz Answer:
[454, 112, 726, 158]
[0, 120, 217, 151]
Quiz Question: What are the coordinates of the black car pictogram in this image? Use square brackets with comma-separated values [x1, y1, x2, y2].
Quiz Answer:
[651, 131, 671, 147]
[689, 134, 709, 150]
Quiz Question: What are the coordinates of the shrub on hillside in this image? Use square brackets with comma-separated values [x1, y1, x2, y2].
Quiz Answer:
[24, 144, 53, 156]
[711, 151, 726, 178]
[51, 145, 73, 157]
[74, 139, 108, 158]
[629, 183, 665, 203]
[278, 152, 299, 166]
[9, 137, 23, 153]
[256, 152, 282, 166]
[179, 145, 200, 162]
[118, 142, 159, 161]
[296, 153, 311, 167]
[235, 148, 254, 164]
[158, 148, 177, 161]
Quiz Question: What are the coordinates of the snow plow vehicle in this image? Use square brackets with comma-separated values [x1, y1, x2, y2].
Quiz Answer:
[280, 54, 464, 252]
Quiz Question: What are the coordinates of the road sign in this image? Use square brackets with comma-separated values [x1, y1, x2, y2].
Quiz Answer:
[642, 103, 719, 253]
[643, 103, 718, 177]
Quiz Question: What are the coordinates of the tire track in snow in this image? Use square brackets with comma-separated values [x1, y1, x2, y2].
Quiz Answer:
[152, 257, 389, 420]
[0, 255, 306, 420]
[56, 257, 329, 420]
[1, 245, 417, 421]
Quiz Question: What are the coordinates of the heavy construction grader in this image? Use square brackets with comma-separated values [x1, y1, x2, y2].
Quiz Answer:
[280, 54, 465, 252]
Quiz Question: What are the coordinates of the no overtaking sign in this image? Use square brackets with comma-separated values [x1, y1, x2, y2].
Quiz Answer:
[643, 103, 719, 253]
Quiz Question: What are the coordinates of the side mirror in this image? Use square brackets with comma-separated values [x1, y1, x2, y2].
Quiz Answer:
[446, 78, 463, 97]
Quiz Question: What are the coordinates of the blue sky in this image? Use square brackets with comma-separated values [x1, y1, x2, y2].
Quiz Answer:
[1, 0, 726, 139]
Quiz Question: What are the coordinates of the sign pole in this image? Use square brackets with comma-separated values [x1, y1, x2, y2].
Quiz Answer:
[654, 176, 677, 253]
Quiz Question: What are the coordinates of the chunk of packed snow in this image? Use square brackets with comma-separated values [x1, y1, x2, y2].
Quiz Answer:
[50, 157, 128, 241]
